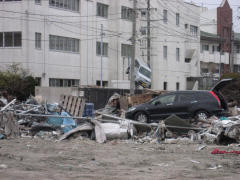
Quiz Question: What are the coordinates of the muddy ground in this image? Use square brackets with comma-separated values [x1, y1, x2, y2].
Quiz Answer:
[0, 137, 240, 180]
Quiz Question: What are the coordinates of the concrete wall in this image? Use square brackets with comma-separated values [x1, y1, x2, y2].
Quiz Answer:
[200, 9, 217, 35]
[35, 86, 79, 104]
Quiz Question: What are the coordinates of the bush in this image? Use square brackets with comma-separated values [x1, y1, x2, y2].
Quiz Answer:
[0, 63, 37, 101]
[220, 73, 240, 81]
[220, 73, 240, 105]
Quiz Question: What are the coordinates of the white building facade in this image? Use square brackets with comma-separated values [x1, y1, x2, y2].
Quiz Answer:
[0, 0, 200, 91]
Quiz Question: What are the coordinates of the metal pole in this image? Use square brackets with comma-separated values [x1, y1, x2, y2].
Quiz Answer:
[0, 99, 16, 112]
[13, 113, 91, 120]
[100, 24, 103, 88]
[130, 0, 137, 95]
[231, 32, 234, 72]
[147, 0, 151, 67]
[87, 0, 89, 85]
[219, 50, 222, 80]
[128, 51, 130, 80]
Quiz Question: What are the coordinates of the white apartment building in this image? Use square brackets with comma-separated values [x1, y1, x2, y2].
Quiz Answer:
[200, 31, 228, 78]
[149, 0, 200, 90]
[0, 0, 200, 91]
[199, 0, 240, 78]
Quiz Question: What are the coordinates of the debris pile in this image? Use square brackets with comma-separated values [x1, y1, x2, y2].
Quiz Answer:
[196, 115, 240, 145]
[0, 92, 240, 148]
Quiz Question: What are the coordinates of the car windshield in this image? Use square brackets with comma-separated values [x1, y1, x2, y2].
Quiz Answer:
[139, 67, 151, 79]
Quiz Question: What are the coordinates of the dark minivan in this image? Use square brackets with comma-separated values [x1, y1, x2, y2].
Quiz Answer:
[125, 79, 235, 123]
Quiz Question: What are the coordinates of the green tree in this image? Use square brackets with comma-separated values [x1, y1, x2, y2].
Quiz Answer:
[0, 63, 37, 101]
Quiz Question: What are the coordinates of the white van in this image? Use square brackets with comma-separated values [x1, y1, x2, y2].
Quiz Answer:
[126, 59, 151, 88]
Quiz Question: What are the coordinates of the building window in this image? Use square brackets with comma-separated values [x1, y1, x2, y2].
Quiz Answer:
[176, 48, 180, 61]
[0, 33, 3, 47]
[0, 32, 21, 47]
[212, 69, 219, 74]
[35, 33, 41, 49]
[0, 0, 21, 2]
[185, 24, 188, 29]
[97, 3, 108, 18]
[235, 45, 240, 53]
[121, 44, 132, 57]
[96, 81, 108, 87]
[163, 46, 167, 59]
[49, 78, 79, 87]
[201, 68, 209, 73]
[49, 35, 79, 53]
[201, 44, 209, 52]
[35, 0, 41, 4]
[185, 58, 191, 63]
[226, 29, 229, 40]
[234, 65, 240, 73]
[212, 46, 220, 52]
[164, 82, 167, 90]
[49, 0, 79, 12]
[163, 10, 167, 24]
[190, 25, 198, 36]
[176, 13, 180, 26]
[221, 43, 224, 52]
[121, 6, 133, 21]
[226, 44, 229, 51]
[35, 77, 41, 86]
[176, 82, 179, 90]
[96, 42, 108, 56]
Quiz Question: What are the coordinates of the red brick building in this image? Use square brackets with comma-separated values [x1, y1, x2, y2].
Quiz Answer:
[217, 0, 232, 72]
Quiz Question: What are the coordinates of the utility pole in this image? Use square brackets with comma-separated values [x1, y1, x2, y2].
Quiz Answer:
[86, 0, 89, 85]
[100, 24, 103, 88]
[231, 32, 234, 72]
[147, 0, 151, 67]
[130, 0, 137, 95]
[219, 50, 222, 80]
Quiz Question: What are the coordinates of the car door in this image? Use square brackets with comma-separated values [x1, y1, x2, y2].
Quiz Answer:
[148, 93, 177, 121]
[173, 92, 198, 119]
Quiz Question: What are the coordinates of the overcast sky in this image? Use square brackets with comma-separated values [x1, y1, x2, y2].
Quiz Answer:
[184, 0, 240, 32]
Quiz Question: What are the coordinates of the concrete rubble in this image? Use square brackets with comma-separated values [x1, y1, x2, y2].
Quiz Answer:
[0, 93, 239, 148]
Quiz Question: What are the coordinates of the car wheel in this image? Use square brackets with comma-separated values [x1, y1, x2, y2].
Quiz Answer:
[194, 110, 209, 120]
[134, 112, 148, 123]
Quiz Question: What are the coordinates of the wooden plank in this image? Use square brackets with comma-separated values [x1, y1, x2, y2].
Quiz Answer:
[70, 97, 77, 115]
[62, 95, 69, 110]
[66, 96, 73, 113]
[74, 98, 82, 116]
[79, 99, 85, 117]
[60, 94, 65, 106]
[59, 94, 86, 117]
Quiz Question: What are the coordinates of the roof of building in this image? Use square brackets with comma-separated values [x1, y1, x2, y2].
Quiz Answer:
[220, 0, 227, 7]
[201, 31, 220, 38]
[200, 31, 225, 43]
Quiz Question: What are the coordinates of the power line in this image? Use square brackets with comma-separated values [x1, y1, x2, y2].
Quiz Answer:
[0, 9, 122, 18]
